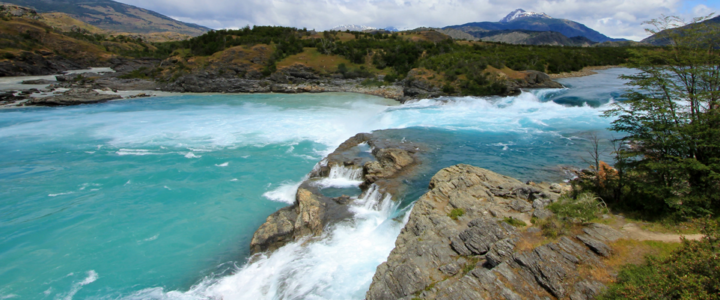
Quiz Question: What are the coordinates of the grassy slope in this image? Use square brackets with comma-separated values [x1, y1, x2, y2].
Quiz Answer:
[41, 12, 192, 42]
[0, 17, 110, 62]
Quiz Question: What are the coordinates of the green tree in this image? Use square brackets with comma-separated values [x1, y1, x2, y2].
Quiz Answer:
[604, 14, 720, 216]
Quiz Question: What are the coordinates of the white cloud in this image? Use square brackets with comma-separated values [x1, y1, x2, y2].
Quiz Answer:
[116, 0, 718, 41]
[692, 4, 712, 16]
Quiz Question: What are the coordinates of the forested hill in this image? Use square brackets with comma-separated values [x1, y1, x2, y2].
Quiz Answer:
[0, 0, 209, 35]
[115, 27, 635, 96]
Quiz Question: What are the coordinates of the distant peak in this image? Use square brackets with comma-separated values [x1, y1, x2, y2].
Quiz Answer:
[500, 9, 551, 23]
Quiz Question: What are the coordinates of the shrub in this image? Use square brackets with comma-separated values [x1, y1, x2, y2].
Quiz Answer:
[449, 208, 465, 220]
[547, 192, 608, 223]
[503, 217, 527, 227]
[442, 83, 455, 94]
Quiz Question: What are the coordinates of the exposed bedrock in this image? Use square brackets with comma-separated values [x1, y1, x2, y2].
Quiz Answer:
[161, 64, 405, 100]
[249, 132, 424, 255]
[366, 164, 625, 300]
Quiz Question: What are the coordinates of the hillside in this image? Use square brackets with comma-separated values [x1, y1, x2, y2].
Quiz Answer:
[453, 29, 596, 46]
[0, 0, 209, 35]
[446, 10, 620, 43]
[0, 5, 164, 75]
[642, 15, 720, 45]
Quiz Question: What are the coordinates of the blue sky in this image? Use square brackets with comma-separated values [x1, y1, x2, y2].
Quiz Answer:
[116, 0, 720, 40]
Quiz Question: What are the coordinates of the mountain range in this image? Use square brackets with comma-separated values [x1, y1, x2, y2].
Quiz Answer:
[445, 9, 624, 44]
[0, 0, 627, 47]
[0, 0, 209, 35]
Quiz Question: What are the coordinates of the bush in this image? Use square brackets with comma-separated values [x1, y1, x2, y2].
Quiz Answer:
[449, 208, 465, 220]
[503, 217, 527, 227]
[547, 192, 608, 223]
[442, 83, 455, 94]
[599, 219, 720, 300]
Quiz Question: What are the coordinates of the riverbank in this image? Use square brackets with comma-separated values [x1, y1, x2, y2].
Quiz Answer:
[548, 65, 622, 79]
[0, 63, 565, 108]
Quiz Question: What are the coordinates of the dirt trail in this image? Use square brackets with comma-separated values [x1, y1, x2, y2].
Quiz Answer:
[620, 223, 704, 242]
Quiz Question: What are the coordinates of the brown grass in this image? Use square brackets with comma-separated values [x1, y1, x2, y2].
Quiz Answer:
[277, 47, 385, 75]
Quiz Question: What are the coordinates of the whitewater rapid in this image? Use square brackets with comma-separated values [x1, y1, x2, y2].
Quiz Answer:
[120, 90, 614, 300]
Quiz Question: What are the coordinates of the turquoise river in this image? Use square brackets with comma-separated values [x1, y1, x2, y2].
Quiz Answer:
[0, 68, 633, 299]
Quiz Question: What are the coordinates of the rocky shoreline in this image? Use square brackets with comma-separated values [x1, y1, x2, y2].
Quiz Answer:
[1, 59, 565, 108]
[365, 164, 622, 300]
[247, 133, 642, 300]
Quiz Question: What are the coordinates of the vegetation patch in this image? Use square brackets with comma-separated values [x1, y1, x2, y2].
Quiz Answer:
[599, 219, 719, 300]
[448, 208, 465, 220]
[503, 217, 527, 227]
[547, 192, 608, 223]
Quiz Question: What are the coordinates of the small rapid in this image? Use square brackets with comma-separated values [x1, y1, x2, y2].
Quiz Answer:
[129, 183, 405, 300]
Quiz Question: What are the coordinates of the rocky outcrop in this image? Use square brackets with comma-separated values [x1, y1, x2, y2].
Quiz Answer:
[250, 132, 423, 254]
[400, 77, 443, 102]
[506, 70, 564, 95]
[366, 164, 624, 300]
[52, 72, 159, 91]
[250, 186, 345, 254]
[161, 73, 405, 100]
[0, 52, 85, 77]
[26, 88, 122, 106]
[108, 57, 162, 74]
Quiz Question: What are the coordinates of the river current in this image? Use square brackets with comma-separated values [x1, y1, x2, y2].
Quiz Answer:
[0, 68, 632, 299]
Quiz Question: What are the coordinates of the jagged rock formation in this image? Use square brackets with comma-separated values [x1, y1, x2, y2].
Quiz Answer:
[366, 164, 625, 300]
[250, 133, 423, 254]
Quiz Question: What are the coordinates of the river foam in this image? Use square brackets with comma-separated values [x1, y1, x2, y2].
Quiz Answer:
[129, 184, 406, 300]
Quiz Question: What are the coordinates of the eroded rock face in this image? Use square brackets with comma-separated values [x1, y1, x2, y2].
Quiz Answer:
[249, 132, 423, 255]
[364, 148, 415, 184]
[366, 164, 624, 300]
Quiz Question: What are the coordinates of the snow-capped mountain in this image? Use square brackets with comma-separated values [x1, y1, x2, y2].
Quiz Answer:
[500, 9, 551, 23]
[329, 24, 377, 31]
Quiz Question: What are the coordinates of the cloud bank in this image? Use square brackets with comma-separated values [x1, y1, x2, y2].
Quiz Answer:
[116, 0, 718, 40]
